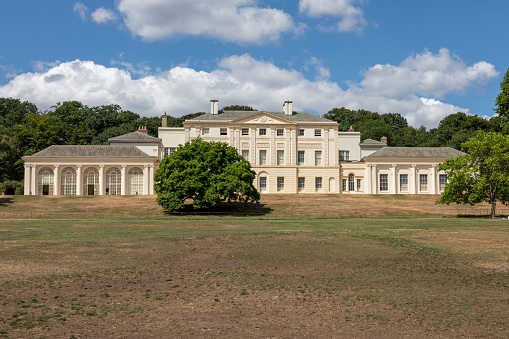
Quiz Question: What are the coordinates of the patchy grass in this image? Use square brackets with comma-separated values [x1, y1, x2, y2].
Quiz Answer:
[1, 213, 509, 337]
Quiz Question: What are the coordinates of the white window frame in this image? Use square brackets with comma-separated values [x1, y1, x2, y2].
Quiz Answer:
[315, 177, 322, 191]
[399, 174, 409, 192]
[298, 177, 305, 190]
[277, 177, 284, 191]
[419, 174, 428, 192]
[220, 128, 227, 135]
[259, 128, 267, 136]
[339, 150, 350, 161]
[314, 129, 322, 137]
[298, 150, 305, 165]
[242, 150, 249, 161]
[315, 151, 322, 166]
[439, 174, 447, 192]
[379, 174, 388, 192]
[259, 150, 267, 165]
[277, 150, 284, 165]
[298, 129, 305, 136]
[241, 128, 249, 136]
[276, 128, 284, 136]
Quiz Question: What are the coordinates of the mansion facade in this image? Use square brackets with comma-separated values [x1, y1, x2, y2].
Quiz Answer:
[23, 100, 464, 196]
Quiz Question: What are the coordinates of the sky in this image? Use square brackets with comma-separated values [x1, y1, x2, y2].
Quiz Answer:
[0, 1, 508, 129]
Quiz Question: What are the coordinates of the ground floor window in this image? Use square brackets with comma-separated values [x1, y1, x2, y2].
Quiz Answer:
[419, 174, 428, 192]
[315, 177, 322, 191]
[379, 174, 388, 192]
[83, 167, 99, 196]
[439, 174, 447, 192]
[277, 177, 284, 191]
[61, 167, 77, 196]
[356, 179, 362, 191]
[399, 174, 408, 192]
[106, 167, 121, 195]
[128, 167, 144, 195]
[342, 179, 347, 191]
[259, 176, 267, 193]
[298, 177, 305, 190]
[38, 167, 54, 195]
[348, 174, 355, 191]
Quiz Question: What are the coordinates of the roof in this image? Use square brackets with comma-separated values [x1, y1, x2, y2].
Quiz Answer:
[108, 131, 160, 143]
[25, 145, 157, 158]
[360, 138, 386, 146]
[187, 110, 337, 124]
[364, 147, 465, 159]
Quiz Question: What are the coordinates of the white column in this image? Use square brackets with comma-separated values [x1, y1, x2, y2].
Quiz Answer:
[148, 165, 154, 195]
[430, 165, 437, 194]
[76, 165, 82, 195]
[390, 165, 396, 194]
[98, 165, 104, 196]
[410, 165, 417, 194]
[54, 165, 60, 195]
[372, 165, 377, 194]
[24, 164, 31, 195]
[30, 165, 37, 195]
[365, 164, 371, 194]
[121, 165, 127, 195]
[143, 165, 149, 195]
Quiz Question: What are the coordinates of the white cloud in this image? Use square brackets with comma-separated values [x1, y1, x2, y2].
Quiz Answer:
[0, 50, 498, 128]
[299, 0, 367, 33]
[91, 7, 117, 24]
[115, 0, 303, 44]
[73, 2, 88, 21]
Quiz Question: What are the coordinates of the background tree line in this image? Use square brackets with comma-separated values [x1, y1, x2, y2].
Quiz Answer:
[1, 68, 509, 193]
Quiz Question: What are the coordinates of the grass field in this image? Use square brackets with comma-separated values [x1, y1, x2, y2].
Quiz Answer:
[1, 195, 509, 338]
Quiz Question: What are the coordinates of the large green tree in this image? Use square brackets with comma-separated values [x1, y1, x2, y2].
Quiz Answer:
[437, 131, 509, 218]
[154, 138, 260, 211]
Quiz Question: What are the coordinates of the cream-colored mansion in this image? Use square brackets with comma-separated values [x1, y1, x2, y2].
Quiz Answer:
[23, 100, 464, 196]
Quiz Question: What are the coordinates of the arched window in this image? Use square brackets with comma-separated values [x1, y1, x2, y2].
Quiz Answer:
[61, 167, 77, 196]
[348, 174, 355, 191]
[38, 167, 54, 195]
[128, 167, 144, 195]
[83, 167, 99, 196]
[106, 167, 121, 195]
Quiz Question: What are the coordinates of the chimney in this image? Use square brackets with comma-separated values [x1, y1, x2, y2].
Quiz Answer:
[381, 136, 387, 144]
[161, 111, 167, 127]
[138, 126, 148, 135]
[283, 100, 293, 116]
[210, 99, 219, 115]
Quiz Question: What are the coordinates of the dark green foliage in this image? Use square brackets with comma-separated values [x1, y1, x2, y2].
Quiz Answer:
[154, 138, 260, 211]
[495, 69, 509, 118]
[166, 112, 205, 127]
[222, 105, 255, 111]
[431, 112, 489, 149]
[437, 131, 509, 217]
[0, 180, 24, 195]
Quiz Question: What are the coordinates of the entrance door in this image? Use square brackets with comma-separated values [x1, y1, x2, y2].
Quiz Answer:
[42, 185, 49, 195]
[88, 184, 95, 195]
[259, 177, 267, 193]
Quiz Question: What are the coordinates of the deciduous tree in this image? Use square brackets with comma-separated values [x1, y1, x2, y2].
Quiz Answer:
[437, 131, 509, 218]
[154, 138, 260, 211]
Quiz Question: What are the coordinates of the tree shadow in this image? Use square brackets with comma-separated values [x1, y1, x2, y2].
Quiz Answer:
[165, 201, 273, 216]
[0, 196, 14, 207]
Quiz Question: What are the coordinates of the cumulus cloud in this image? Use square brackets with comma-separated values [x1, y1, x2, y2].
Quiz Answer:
[0, 50, 498, 128]
[73, 2, 88, 21]
[115, 0, 303, 44]
[299, 0, 367, 33]
[91, 7, 117, 24]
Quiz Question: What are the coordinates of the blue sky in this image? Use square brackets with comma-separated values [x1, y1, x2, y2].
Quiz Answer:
[0, 0, 507, 128]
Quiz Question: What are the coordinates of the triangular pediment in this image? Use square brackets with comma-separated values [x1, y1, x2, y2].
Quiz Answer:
[232, 111, 296, 125]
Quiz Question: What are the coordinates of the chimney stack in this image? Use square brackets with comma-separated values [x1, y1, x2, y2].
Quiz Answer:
[161, 111, 167, 127]
[210, 99, 219, 115]
[283, 100, 293, 116]
[138, 126, 148, 135]
[381, 136, 387, 144]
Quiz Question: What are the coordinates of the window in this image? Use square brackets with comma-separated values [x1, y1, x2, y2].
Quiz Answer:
[348, 174, 355, 191]
[314, 129, 322, 137]
[339, 150, 350, 161]
[128, 167, 144, 195]
[242, 150, 249, 161]
[276, 128, 284, 136]
[315, 151, 322, 166]
[356, 179, 362, 191]
[106, 167, 121, 195]
[259, 128, 266, 136]
[298, 129, 305, 136]
[399, 174, 409, 192]
[342, 179, 347, 191]
[83, 167, 99, 196]
[298, 151, 305, 165]
[220, 128, 227, 135]
[419, 174, 428, 192]
[379, 174, 388, 192]
[277, 150, 284, 165]
[241, 128, 249, 136]
[298, 177, 305, 190]
[259, 150, 267, 165]
[315, 177, 322, 190]
[439, 174, 447, 192]
[164, 147, 176, 156]
[61, 167, 77, 196]
[259, 177, 267, 193]
[277, 177, 284, 191]
[202, 128, 209, 135]
[38, 167, 54, 195]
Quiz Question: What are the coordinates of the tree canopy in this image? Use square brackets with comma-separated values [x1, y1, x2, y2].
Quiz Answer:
[154, 138, 260, 211]
[437, 131, 509, 218]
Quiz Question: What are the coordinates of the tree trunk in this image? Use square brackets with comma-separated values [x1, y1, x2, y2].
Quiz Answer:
[490, 201, 496, 218]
